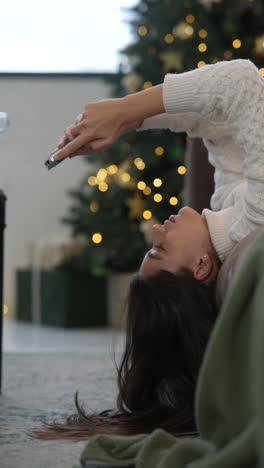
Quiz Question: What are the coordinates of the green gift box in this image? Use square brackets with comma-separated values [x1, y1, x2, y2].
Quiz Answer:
[15, 269, 108, 327]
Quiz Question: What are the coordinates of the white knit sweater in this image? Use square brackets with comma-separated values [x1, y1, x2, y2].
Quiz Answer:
[138, 59, 264, 262]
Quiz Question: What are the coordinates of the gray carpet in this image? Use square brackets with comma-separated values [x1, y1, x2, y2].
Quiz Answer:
[0, 350, 123, 468]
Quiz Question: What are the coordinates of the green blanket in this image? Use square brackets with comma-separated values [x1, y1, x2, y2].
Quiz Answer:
[80, 232, 264, 468]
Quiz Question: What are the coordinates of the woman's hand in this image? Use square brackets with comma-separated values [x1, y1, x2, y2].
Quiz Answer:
[51, 84, 164, 161]
[52, 98, 143, 161]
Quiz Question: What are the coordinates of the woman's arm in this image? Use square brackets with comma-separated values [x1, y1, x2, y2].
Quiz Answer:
[52, 86, 165, 161]
[162, 58, 264, 250]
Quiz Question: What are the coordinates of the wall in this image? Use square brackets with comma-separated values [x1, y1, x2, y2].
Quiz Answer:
[0, 73, 113, 316]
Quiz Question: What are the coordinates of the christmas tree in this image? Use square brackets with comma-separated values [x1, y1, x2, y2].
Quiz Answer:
[60, 0, 264, 274]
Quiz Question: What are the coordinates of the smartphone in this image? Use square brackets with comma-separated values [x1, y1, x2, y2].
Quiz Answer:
[44, 154, 67, 170]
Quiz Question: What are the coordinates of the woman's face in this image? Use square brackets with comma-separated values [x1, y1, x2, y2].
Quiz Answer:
[140, 207, 212, 278]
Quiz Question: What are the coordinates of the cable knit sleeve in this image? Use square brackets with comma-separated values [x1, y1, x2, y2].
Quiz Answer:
[136, 112, 198, 133]
[163, 59, 264, 253]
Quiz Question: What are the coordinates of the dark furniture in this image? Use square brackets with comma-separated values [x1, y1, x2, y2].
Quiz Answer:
[184, 137, 214, 212]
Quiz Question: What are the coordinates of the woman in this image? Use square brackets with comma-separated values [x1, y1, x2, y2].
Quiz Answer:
[31, 58, 264, 440]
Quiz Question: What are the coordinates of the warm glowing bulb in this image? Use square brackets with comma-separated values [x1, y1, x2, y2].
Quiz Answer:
[138, 25, 148, 36]
[153, 178, 162, 187]
[88, 176, 97, 186]
[259, 68, 264, 76]
[143, 210, 152, 220]
[134, 157, 142, 165]
[199, 29, 208, 39]
[143, 81, 153, 89]
[178, 166, 187, 175]
[232, 39, 241, 49]
[155, 146, 165, 156]
[153, 193, 162, 203]
[169, 197, 179, 206]
[137, 181, 146, 190]
[198, 43, 207, 53]
[107, 164, 118, 175]
[198, 61, 206, 68]
[134, 158, 145, 170]
[185, 25, 194, 37]
[98, 182, 108, 192]
[143, 186, 151, 195]
[97, 168, 107, 181]
[185, 14, 195, 24]
[121, 172, 131, 182]
[92, 233, 103, 244]
[164, 33, 174, 44]
[3, 304, 8, 316]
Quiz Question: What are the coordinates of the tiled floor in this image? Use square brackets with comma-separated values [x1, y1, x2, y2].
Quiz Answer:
[3, 317, 126, 353]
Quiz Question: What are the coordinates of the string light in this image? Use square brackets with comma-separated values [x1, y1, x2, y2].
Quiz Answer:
[143, 186, 152, 195]
[198, 61, 206, 68]
[134, 158, 145, 170]
[199, 29, 208, 39]
[153, 193, 163, 202]
[169, 197, 179, 206]
[120, 172, 131, 183]
[198, 43, 207, 53]
[232, 39, 241, 49]
[138, 25, 148, 36]
[137, 181, 146, 190]
[98, 182, 108, 192]
[97, 168, 107, 182]
[90, 201, 99, 212]
[259, 68, 264, 76]
[88, 175, 97, 186]
[153, 178, 162, 187]
[107, 164, 118, 175]
[92, 233, 103, 244]
[143, 210, 152, 220]
[186, 25, 194, 37]
[164, 33, 174, 44]
[155, 146, 165, 156]
[143, 81, 153, 89]
[178, 166, 187, 175]
[185, 14, 195, 24]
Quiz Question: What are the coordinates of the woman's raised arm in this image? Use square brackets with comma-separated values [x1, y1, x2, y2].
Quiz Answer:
[52, 84, 165, 161]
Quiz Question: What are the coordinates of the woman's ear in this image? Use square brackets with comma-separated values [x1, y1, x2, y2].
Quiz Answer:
[192, 254, 213, 281]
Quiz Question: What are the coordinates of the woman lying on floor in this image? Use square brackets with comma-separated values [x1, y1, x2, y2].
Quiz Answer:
[30, 58, 264, 440]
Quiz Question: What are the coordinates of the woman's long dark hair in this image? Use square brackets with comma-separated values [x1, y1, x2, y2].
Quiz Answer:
[28, 267, 219, 441]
